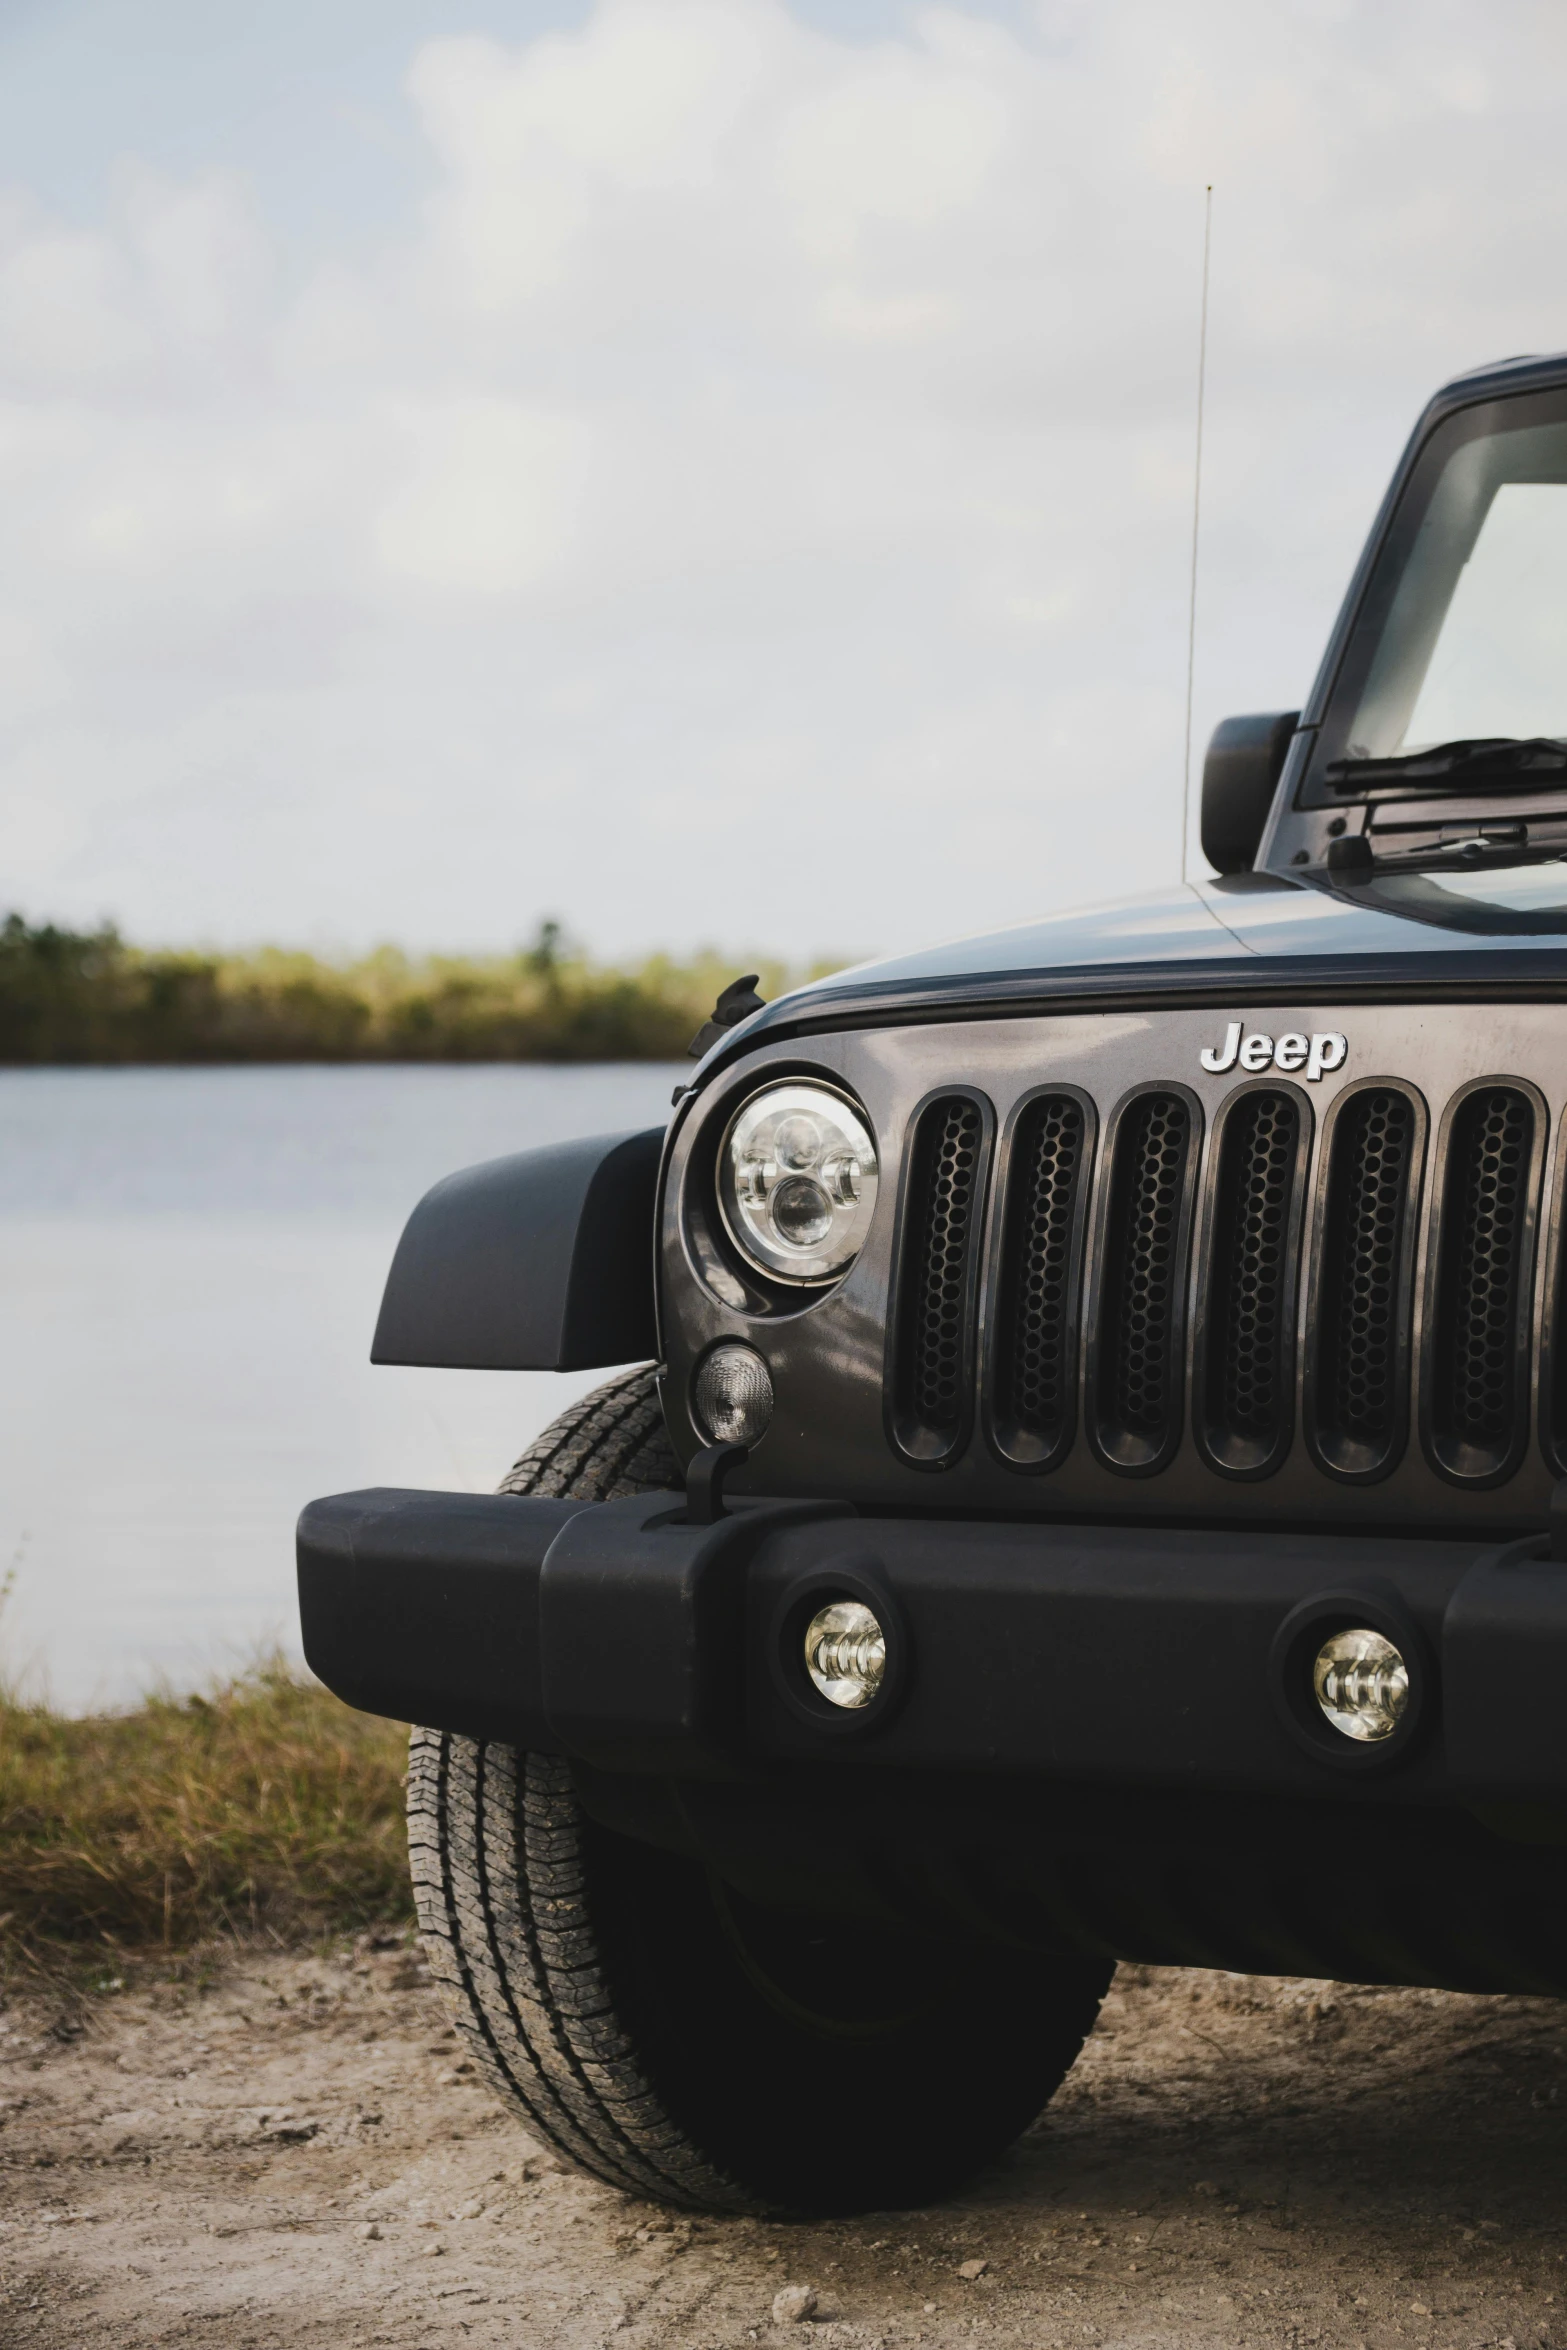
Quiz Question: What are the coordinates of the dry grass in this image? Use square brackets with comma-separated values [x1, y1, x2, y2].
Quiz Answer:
[0, 1661, 413, 1964]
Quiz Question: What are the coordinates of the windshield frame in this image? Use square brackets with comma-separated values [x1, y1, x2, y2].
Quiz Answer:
[1297, 381, 1567, 811]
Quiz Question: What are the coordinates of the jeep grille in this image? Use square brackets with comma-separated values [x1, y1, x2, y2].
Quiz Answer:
[664, 1002, 1565, 1529]
[888, 1061, 1546, 1494]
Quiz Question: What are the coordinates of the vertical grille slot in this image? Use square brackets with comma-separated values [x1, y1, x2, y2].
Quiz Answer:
[1197, 1088, 1306, 1478]
[1543, 1161, 1567, 1477]
[1088, 1088, 1197, 1475]
[989, 1091, 1093, 1469]
[1425, 1083, 1540, 1485]
[1306, 1084, 1420, 1481]
[891, 1094, 990, 1464]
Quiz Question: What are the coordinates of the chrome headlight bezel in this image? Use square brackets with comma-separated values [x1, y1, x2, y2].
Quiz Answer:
[716, 1079, 879, 1287]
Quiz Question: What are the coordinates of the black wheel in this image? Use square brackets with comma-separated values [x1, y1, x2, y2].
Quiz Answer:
[408, 1367, 1112, 2216]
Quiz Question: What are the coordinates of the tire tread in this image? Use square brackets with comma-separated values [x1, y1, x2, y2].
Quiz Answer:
[406, 1364, 1106, 2215]
[408, 1368, 755, 2208]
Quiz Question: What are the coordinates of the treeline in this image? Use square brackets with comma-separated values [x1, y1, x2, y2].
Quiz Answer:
[0, 916, 837, 1064]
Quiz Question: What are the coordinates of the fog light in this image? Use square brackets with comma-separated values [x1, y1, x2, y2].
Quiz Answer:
[1312, 1628, 1409, 1743]
[692, 1343, 774, 1447]
[804, 1600, 886, 1710]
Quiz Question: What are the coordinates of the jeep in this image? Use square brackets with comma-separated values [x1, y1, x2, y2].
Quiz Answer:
[299, 352, 1567, 2215]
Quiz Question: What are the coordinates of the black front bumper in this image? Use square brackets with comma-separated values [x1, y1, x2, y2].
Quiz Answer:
[297, 1485, 1567, 1807]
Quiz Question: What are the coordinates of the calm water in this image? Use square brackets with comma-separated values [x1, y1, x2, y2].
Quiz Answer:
[0, 1065, 683, 1710]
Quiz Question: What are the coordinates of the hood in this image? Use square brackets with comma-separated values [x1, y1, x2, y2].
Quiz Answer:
[694, 872, 1567, 1078]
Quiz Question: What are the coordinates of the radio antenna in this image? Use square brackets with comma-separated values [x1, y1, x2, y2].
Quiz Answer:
[1180, 184, 1213, 886]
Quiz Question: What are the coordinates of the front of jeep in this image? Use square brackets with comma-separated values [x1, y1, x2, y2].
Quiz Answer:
[664, 349, 1567, 1541]
[298, 353, 1567, 2216]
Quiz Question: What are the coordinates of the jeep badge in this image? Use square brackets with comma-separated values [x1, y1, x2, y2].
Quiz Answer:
[1199, 1023, 1347, 1081]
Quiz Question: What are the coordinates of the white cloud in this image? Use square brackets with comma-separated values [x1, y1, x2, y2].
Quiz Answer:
[4, 0, 1567, 960]
[374, 397, 593, 593]
[0, 201, 153, 390]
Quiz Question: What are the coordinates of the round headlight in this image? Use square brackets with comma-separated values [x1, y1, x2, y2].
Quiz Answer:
[718, 1083, 878, 1284]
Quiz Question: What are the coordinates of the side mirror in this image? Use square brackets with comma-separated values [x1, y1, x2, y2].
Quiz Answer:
[1200, 711, 1301, 875]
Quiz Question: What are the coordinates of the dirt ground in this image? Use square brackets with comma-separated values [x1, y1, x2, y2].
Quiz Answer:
[1, 1942, 1563, 2350]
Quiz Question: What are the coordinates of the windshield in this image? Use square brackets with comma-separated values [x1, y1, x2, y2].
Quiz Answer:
[1402, 479, 1567, 747]
[1283, 378, 1567, 935]
[1312, 388, 1567, 782]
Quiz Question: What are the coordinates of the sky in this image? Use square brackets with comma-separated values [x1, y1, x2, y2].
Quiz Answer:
[2, 0, 1566, 965]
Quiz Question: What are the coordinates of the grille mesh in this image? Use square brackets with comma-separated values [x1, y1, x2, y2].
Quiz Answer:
[1207, 1089, 1299, 1462]
[865, 1052, 1551, 1493]
[1313, 1087, 1416, 1472]
[1432, 1087, 1533, 1470]
[993, 1094, 1087, 1462]
[1095, 1091, 1192, 1463]
[898, 1096, 984, 1449]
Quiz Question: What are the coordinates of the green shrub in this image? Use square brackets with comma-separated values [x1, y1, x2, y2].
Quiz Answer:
[0, 914, 842, 1064]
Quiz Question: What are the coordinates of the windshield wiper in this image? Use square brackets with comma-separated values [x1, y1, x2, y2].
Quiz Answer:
[1323, 735, 1567, 787]
[1322, 818, 1561, 885]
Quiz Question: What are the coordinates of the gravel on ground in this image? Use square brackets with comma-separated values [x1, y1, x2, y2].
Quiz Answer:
[1, 1943, 1562, 2348]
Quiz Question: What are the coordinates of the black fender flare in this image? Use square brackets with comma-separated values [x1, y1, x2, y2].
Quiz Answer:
[370, 1126, 662, 1371]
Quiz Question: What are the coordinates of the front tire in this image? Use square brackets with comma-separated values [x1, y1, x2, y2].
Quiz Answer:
[408, 1368, 1111, 2215]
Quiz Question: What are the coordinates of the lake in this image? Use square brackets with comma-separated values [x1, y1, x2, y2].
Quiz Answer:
[0, 1064, 683, 1711]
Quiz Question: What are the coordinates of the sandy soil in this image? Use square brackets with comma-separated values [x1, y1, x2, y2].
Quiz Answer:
[1, 1940, 1564, 2350]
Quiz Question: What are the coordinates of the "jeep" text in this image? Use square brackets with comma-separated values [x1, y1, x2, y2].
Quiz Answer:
[1198, 1024, 1347, 1081]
